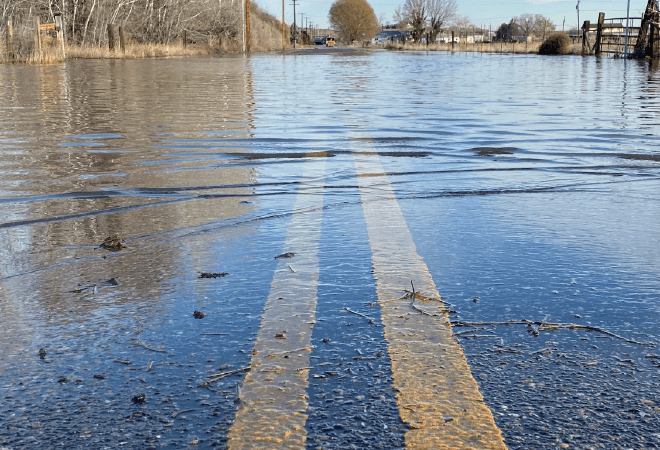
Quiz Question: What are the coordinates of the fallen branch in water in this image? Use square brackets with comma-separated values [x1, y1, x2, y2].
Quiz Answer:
[402, 288, 452, 306]
[171, 409, 196, 418]
[459, 334, 501, 339]
[267, 346, 314, 357]
[131, 340, 168, 353]
[344, 307, 378, 325]
[408, 281, 441, 317]
[199, 367, 251, 387]
[453, 327, 487, 336]
[450, 319, 653, 346]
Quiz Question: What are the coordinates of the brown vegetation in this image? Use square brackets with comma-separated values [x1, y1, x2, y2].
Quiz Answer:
[328, 0, 378, 43]
[538, 32, 571, 55]
[1, 1, 288, 63]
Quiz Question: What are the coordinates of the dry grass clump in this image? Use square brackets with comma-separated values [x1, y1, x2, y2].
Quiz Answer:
[65, 42, 209, 59]
[249, 3, 290, 52]
[539, 32, 571, 55]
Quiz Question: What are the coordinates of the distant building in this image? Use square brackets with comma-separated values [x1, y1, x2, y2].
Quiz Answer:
[512, 35, 533, 43]
[373, 30, 410, 43]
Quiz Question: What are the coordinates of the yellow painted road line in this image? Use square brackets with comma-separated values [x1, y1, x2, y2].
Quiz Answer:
[355, 155, 508, 450]
[227, 157, 325, 449]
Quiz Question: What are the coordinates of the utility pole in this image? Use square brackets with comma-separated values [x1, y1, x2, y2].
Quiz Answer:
[563, 17, 566, 32]
[291, 0, 297, 48]
[576, 0, 580, 36]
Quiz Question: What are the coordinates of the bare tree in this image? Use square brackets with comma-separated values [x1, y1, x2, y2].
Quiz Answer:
[393, 5, 406, 29]
[377, 12, 386, 29]
[533, 14, 555, 40]
[516, 13, 535, 38]
[328, 0, 378, 42]
[454, 15, 471, 39]
[400, 0, 425, 41]
[426, 0, 455, 43]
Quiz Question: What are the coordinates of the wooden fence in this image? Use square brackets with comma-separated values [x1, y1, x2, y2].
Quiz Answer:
[5, 14, 66, 60]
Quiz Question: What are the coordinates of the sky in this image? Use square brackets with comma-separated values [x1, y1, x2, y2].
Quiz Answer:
[256, 0, 650, 33]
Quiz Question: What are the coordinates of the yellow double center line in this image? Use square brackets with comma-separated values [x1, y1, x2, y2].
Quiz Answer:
[227, 157, 326, 449]
[355, 154, 507, 450]
[229, 150, 506, 449]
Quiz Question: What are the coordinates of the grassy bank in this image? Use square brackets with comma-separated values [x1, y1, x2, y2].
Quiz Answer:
[380, 40, 592, 56]
[1, 3, 289, 64]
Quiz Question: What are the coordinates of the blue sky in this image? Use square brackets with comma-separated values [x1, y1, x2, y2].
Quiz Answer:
[257, 0, 649, 33]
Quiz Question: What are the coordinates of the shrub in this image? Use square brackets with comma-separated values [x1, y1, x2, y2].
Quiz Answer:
[539, 32, 570, 55]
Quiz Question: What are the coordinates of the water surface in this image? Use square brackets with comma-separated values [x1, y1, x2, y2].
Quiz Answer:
[1, 51, 660, 449]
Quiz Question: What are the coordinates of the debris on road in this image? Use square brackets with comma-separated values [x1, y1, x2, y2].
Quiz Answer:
[100, 234, 125, 251]
[199, 272, 228, 278]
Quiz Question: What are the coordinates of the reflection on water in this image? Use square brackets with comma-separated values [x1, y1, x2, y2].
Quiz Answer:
[0, 57, 257, 371]
[2, 52, 660, 448]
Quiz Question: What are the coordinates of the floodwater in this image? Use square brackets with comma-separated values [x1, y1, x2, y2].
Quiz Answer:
[1, 50, 660, 449]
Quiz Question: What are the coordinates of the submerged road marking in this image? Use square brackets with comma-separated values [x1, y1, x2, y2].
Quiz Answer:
[227, 157, 325, 449]
[354, 154, 508, 450]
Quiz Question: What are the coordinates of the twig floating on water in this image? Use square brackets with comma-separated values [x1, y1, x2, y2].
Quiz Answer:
[275, 252, 296, 259]
[171, 409, 196, 419]
[529, 347, 554, 356]
[450, 319, 653, 346]
[267, 346, 314, 357]
[131, 340, 168, 353]
[459, 334, 501, 339]
[343, 307, 378, 325]
[453, 327, 486, 336]
[113, 359, 130, 365]
[200, 367, 251, 386]
[146, 360, 154, 372]
[199, 272, 228, 279]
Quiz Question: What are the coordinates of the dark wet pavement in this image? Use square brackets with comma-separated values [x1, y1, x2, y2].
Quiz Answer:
[2, 52, 660, 449]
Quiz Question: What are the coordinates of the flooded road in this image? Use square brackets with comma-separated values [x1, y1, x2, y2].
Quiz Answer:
[1, 50, 660, 449]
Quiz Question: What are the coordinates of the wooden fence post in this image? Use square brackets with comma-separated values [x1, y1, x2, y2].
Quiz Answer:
[5, 17, 13, 60]
[119, 26, 126, 53]
[54, 14, 65, 58]
[594, 12, 605, 55]
[650, 0, 660, 58]
[34, 17, 42, 57]
[582, 21, 591, 53]
[451, 31, 454, 50]
[107, 24, 115, 51]
[182, 30, 187, 48]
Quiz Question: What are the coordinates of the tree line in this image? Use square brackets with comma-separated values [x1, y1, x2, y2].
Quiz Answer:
[495, 14, 556, 42]
[1, 0, 280, 47]
[327, 0, 557, 45]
